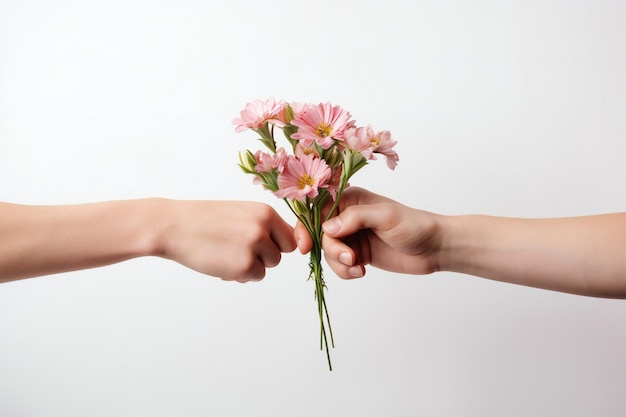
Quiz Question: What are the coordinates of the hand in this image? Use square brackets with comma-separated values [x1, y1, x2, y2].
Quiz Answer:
[295, 188, 626, 298]
[294, 187, 442, 279]
[158, 200, 296, 282]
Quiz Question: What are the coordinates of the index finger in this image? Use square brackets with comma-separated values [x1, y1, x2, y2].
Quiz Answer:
[270, 216, 297, 253]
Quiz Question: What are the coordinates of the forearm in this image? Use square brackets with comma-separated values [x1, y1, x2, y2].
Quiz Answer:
[0, 199, 162, 282]
[437, 213, 626, 298]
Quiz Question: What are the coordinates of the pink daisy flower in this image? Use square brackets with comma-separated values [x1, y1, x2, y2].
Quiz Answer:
[288, 102, 306, 119]
[371, 129, 399, 170]
[232, 98, 286, 132]
[274, 154, 332, 202]
[344, 126, 375, 160]
[294, 141, 321, 158]
[274, 102, 306, 126]
[291, 102, 356, 149]
[254, 147, 287, 173]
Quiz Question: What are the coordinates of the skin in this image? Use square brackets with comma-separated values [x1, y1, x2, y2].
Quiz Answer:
[295, 187, 626, 299]
[0, 199, 296, 283]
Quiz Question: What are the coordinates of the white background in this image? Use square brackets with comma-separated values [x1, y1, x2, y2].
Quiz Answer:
[1, 1, 626, 416]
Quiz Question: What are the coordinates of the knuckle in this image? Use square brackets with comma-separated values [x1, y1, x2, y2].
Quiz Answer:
[252, 203, 276, 222]
[237, 254, 265, 280]
[266, 252, 281, 268]
[243, 223, 266, 243]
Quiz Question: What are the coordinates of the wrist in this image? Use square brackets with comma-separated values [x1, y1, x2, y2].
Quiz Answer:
[133, 197, 174, 259]
[437, 214, 508, 278]
[399, 208, 452, 275]
[434, 214, 480, 274]
[126, 198, 169, 257]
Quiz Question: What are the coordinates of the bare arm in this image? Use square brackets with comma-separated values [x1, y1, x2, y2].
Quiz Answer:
[0, 199, 296, 283]
[295, 187, 626, 298]
[438, 213, 626, 298]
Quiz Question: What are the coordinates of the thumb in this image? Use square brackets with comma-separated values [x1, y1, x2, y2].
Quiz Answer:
[322, 205, 386, 238]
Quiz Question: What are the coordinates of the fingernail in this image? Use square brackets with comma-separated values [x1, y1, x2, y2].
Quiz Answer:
[339, 252, 352, 265]
[323, 218, 341, 235]
[348, 265, 364, 278]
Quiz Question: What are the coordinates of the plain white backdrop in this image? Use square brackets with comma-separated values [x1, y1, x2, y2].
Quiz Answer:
[1, 0, 626, 416]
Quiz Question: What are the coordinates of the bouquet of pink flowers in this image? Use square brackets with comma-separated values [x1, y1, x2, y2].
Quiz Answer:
[234, 98, 398, 370]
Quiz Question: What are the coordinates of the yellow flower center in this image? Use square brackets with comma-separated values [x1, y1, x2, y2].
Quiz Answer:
[298, 174, 316, 189]
[371, 135, 380, 147]
[316, 123, 333, 138]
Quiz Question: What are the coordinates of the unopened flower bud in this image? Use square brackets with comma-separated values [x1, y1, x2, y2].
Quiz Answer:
[323, 145, 343, 168]
[238, 149, 258, 174]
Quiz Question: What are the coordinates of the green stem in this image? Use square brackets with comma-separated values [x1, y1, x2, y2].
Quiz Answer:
[325, 179, 348, 222]
[323, 295, 334, 348]
[310, 243, 333, 371]
[284, 198, 334, 371]
[311, 203, 333, 371]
